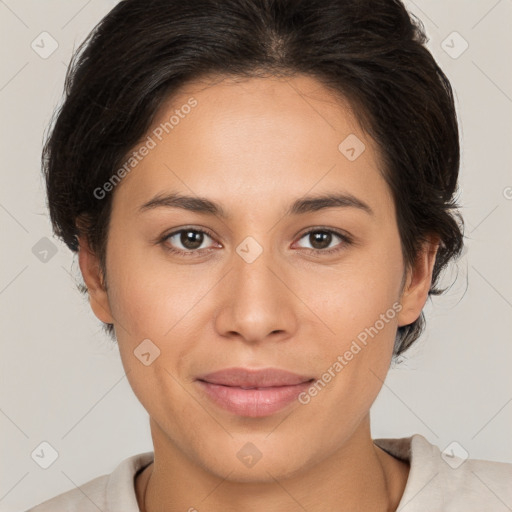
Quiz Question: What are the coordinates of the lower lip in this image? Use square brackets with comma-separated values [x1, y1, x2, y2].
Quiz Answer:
[197, 380, 312, 417]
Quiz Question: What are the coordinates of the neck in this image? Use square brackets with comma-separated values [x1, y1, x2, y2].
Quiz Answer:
[136, 415, 409, 512]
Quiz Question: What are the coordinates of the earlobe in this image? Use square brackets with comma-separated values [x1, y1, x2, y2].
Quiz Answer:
[397, 236, 440, 328]
[77, 235, 114, 325]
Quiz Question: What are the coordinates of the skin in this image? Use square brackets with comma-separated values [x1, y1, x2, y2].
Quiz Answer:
[78, 74, 438, 512]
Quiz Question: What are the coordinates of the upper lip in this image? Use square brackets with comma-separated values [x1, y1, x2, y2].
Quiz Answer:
[197, 367, 314, 388]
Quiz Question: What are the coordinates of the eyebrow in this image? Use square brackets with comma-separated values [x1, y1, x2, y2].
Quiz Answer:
[138, 191, 374, 218]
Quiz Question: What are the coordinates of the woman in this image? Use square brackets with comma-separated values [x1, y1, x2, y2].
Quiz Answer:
[27, 0, 512, 510]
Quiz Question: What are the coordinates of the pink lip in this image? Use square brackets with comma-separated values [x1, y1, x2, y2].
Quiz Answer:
[196, 367, 314, 417]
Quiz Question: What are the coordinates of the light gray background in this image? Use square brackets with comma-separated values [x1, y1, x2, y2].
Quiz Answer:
[1, 1, 511, 511]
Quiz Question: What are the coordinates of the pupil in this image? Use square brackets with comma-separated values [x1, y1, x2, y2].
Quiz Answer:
[182, 231, 203, 249]
[311, 231, 331, 249]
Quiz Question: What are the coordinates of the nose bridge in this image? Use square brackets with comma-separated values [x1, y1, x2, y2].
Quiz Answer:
[234, 236, 277, 297]
[214, 234, 297, 342]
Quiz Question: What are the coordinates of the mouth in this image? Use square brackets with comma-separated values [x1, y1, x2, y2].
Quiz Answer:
[195, 367, 315, 418]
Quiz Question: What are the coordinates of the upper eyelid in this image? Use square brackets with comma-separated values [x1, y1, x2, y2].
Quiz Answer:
[163, 226, 216, 242]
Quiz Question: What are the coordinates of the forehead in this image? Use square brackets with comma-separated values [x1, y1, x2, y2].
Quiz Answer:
[111, 74, 392, 218]
[157, 73, 365, 146]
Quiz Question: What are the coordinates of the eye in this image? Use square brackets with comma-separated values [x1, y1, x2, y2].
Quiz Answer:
[159, 226, 352, 258]
[294, 228, 352, 255]
[161, 227, 219, 256]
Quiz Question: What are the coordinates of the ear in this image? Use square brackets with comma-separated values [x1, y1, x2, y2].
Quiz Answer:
[77, 235, 114, 325]
[397, 235, 440, 327]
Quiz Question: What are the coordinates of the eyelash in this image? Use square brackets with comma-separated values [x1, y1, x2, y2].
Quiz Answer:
[159, 226, 353, 257]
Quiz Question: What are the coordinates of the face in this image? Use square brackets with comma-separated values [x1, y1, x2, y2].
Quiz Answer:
[80, 74, 435, 482]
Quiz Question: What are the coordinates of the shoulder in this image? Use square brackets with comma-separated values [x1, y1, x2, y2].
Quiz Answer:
[25, 473, 109, 512]
[374, 434, 512, 511]
[25, 451, 154, 512]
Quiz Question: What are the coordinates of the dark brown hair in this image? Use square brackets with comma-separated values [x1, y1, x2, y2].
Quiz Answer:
[43, 0, 464, 356]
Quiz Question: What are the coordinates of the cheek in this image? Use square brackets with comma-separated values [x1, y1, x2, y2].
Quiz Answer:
[303, 276, 400, 401]
[304, 237, 403, 348]
[105, 239, 208, 338]
[294, 235, 403, 409]
[104, 251, 200, 418]
[294, 283, 401, 453]
[103, 241, 222, 405]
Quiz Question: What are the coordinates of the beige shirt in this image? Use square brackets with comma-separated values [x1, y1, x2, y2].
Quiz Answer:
[26, 434, 512, 511]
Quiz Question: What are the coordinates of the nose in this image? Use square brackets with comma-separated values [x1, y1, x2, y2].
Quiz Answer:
[213, 240, 299, 345]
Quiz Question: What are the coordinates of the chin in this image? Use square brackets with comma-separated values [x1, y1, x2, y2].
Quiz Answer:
[189, 434, 318, 483]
